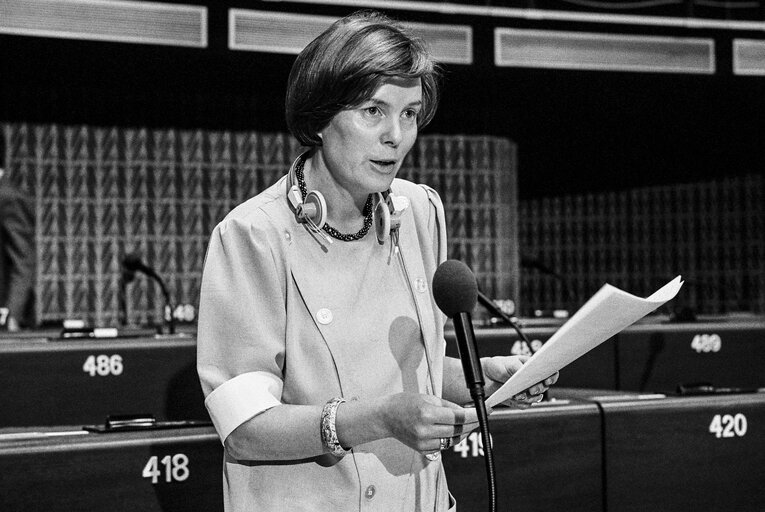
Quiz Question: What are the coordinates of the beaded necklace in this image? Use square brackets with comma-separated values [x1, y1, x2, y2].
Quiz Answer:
[294, 156, 374, 242]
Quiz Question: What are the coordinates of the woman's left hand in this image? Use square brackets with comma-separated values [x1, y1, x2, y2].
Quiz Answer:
[482, 356, 559, 409]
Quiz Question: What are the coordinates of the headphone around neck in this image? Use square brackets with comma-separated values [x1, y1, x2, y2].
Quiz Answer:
[286, 154, 409, 245]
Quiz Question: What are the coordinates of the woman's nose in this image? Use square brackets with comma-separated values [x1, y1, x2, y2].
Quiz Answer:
[381, 118, 403, 147]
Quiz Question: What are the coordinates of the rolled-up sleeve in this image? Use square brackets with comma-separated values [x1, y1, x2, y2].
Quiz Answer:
[197, 213, 287, 444]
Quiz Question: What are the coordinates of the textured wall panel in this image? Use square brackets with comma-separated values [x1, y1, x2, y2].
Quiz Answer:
[2, 124, 518, 326]
[519, 175, 765, 316]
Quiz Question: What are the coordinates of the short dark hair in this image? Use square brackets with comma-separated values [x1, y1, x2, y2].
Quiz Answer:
[285, 10, 441, 146]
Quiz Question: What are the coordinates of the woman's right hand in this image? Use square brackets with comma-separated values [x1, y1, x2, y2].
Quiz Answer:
[378, 393, 479, 455]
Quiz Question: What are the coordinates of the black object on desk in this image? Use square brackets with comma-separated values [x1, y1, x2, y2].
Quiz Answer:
[83, 413, 212, 433]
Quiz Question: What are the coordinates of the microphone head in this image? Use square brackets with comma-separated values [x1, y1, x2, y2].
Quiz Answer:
[122, 253, 144, 272]
[432, 259, 478, 317]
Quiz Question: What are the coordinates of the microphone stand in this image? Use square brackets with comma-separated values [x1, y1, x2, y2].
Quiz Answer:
[478, 290, 548, 405]
[453, 311, 497, 512]
[122, 258, 176, 335]
[152, 273, 176, 335]
[118, 270, 134, 327]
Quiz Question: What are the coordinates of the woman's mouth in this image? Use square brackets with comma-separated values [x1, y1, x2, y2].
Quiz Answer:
[370, 159, 396, 171]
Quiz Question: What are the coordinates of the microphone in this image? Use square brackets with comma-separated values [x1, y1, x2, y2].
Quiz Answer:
[432, 260, 484, 393]
[121, 253, 175, 334]
[432, 260, 497, 512]
[123, 253, 161, 281]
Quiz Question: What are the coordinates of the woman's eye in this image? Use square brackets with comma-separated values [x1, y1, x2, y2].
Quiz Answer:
[365, 106, 381, 116]
[403, 109, 419, 120]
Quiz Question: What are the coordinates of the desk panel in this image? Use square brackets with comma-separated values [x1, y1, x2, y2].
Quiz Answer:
[0, 336, 207, 427]
[442, 399, 603, 512]
[3, 318, 763, 429]
[598, 392, 765, 512]
[448, 327, 617, 390]
[0, 402, 602, 512]
[0, 427, 223, 512]
[616, 320, 765, 393]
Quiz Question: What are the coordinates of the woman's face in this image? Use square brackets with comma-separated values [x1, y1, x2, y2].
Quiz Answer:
[317, 77, 422, 201]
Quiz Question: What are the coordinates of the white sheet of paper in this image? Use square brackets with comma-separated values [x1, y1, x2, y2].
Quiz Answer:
[485, 276, 684, 409]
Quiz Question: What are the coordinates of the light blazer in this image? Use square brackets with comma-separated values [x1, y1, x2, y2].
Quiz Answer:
[197, 163, 453, 511]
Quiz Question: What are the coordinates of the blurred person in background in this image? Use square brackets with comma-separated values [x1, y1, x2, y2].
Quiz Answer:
[0, 167, 35, 331]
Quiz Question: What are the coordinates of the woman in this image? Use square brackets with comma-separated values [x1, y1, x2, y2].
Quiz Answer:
[197, 10, 557, 511]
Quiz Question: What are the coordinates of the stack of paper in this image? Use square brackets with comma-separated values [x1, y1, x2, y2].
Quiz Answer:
[486, 276, 684, 409]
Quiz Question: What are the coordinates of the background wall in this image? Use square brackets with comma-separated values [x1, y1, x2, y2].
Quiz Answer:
[2, 2, 763, 198]
[2, 0, 764, 321]
[519, 174, 764, 316]
[3, 124, 517, 326]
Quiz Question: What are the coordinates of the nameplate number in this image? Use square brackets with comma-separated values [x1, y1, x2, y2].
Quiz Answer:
[709, 413, 747, 439]
[452, 432, 493, 458]
[173, 304, 196, 322]
[510, 339, 544, 356]
[142, 454, 190, 484]
[691, 334, 721, 353]
[82, 354, 123, 377]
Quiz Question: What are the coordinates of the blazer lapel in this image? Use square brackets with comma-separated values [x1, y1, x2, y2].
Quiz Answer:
[288, 226, 363, 395]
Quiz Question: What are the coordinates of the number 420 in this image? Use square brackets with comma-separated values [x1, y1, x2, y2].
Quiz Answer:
[709, 413, 747, 439]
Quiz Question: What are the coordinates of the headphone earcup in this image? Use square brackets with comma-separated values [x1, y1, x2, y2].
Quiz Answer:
[303, 190, 327, 230]
[374, 193, 391, 244]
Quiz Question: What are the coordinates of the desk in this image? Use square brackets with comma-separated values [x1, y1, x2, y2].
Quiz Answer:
[447, 326, 618, 390]
[452, 317, 765, 394]
[554, 389, 765, 512]
[2, 392, 762, 511]
[615, 319, 765, 393]
[2, 318, 764, 427]
[0, 336, 206, 427]
[0, 426, 222, 512]
[0, 401, 602, 512]
[442, 398, 603, 512]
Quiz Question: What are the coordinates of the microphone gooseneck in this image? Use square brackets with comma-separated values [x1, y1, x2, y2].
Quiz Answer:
[123, 253, 159, 280]
[477, 290, 536, 355]
[433, 259, 497, 512]
[121, 253, 175, 334]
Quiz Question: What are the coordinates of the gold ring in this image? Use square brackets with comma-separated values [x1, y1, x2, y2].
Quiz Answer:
[439, 437, 451, 450]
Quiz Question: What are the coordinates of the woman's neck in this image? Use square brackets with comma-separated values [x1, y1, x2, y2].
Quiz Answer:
[304, 152, 370, 233]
